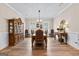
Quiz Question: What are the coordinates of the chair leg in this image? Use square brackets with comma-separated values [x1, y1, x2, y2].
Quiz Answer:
[32, 39, 34, 48]
[45, 39, 47, 48]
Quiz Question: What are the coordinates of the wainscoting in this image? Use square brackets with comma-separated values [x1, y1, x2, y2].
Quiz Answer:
[0, 32, 8, 50]
[68, 32, 79, 49]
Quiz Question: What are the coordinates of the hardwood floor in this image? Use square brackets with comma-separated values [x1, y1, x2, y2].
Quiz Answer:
[0, 37, 79, 56]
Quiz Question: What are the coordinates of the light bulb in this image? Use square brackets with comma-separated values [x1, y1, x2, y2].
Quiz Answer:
[40, 19, 42, 22]
[37, 19, 39, 22]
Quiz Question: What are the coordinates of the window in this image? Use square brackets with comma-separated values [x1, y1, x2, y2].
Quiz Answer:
[43, 23, 48, 30]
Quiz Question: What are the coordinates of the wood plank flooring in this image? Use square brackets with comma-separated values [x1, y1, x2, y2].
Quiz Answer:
[0, 37, 79, 56]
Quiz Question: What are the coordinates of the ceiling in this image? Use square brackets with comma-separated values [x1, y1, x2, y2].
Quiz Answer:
[8, 3, 70, 19]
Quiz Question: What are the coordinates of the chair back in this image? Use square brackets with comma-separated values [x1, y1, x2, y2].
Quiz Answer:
[51, 29, 54, 33]
[25, 29, 29, 34]
[36, 29, 43, 40]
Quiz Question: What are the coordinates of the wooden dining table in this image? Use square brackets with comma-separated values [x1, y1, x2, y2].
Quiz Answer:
[31, 35, 47, 47]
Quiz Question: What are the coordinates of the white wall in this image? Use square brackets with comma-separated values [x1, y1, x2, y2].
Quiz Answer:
[25, 18, 53, 35]
[53, 4, 79, 49]
[0, 4, 24, 50]
[54, 4, 79, 33]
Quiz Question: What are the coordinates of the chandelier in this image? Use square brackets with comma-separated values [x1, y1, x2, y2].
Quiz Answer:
[36, 10, 42, 28]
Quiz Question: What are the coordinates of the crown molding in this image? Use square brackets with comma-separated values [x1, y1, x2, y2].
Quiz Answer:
[5, 3, 25, 19]
[54, 3, 72, 19]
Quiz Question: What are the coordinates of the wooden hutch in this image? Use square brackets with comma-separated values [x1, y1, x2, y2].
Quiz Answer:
[8, 18, 24, 46]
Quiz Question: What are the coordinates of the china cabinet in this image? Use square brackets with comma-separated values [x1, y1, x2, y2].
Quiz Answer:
[8, 18, 24, 46]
